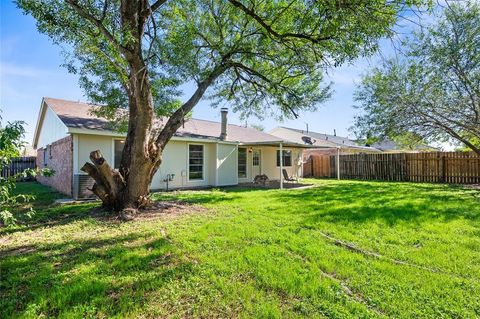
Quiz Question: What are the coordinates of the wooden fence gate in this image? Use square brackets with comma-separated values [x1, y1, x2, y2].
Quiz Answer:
[0, 157, 37, 181]
[303, 155, 331, 177]
[305, 151, 480, 184]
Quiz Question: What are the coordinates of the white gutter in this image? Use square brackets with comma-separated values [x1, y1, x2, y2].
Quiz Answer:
[68, 128, 126, 137]
[68, 128, 314, 148]
[240, 140, 318, 148]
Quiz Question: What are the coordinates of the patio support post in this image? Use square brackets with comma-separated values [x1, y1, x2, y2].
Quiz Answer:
[336, 147, 340, 180]
[280, 142, 283, 189]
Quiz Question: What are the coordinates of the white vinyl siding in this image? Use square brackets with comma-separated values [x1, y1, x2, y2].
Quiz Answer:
[216, 144, 238, 186]
[76, 134, 114, 174]
[36, 106, 69, 148]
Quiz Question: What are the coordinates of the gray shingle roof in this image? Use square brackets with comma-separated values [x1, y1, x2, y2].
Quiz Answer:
[370, 139, 440, 152]
[44, 97, 284, 144]
[269, 126, 381, 151]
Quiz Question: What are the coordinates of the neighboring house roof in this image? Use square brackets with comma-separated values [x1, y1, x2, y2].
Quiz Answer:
[35, 97, 307, 147]
[269, 127, 381, 152]
[369, 140, 400, 151]
[369, 139, 440, 152]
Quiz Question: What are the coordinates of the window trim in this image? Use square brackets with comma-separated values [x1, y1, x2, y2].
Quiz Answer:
[276, 149, 293, 167]
[188, 143, 205, 182]
[237, 147, 248, 179]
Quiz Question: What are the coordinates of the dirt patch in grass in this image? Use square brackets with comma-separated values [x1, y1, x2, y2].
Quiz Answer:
[140, 200, 209, 220]
[238, 181, 314, 189]
[91, 200, 210, 222]
[463, 184, 480, 190]
[0, 244, 37, 258]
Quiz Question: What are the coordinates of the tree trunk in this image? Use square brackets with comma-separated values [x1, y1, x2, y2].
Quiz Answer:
[80, 66, 160, 212]
[79, 0, 160, 214]
[80, 0, 230, 215]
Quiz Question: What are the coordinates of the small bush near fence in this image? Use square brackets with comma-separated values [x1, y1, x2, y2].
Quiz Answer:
[1, 157, 37, 181]
[304, 152, 480, 184]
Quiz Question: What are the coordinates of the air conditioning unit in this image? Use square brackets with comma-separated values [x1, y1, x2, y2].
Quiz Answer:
[73, 174, 96, 199]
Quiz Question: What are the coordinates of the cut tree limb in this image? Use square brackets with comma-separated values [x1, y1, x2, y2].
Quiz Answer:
[81, 150, 124, 209]
[89, 150, 119, 197]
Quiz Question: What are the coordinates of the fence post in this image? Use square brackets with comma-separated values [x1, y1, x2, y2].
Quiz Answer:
[311, 156, 314, 177]
[0, 156, 37, 181]
[336, 148, 340, 180]
[441, 155, 446, 183]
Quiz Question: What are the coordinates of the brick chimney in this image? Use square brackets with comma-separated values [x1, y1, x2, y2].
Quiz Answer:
[220, 108, 228, 140]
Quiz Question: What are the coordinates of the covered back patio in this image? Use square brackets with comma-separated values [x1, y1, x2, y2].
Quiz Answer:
[237, 141, 314, 189]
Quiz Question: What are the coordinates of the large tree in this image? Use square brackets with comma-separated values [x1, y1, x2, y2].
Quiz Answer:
[18, 0, 425, 213]
[353, 2, 480, 155]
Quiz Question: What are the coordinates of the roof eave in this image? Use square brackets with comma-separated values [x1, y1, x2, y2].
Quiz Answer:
[67, 127, 239, 145]
[240, 141, 320, 148]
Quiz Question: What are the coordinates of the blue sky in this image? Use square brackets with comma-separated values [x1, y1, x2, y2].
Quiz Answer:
[1, 1, 427, 145]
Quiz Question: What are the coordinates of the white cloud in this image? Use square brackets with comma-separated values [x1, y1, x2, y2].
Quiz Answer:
[0, 62, 53, 78]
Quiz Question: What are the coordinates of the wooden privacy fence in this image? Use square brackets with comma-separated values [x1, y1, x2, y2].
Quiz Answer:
[305, 152, 480, 184]
[0, 157, 37, 181]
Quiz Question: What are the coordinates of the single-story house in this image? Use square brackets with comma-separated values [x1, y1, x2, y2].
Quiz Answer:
[33, 97, 309, 198]
[269, 127, 382, 158]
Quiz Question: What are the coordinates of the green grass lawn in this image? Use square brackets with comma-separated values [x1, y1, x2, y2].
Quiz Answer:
[1, 180, 479, 318]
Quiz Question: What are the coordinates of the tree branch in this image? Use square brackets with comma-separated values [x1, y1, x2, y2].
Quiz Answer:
[66, 0, 125, 54]
[150, 0, 168, 12]
[227, 0, 333, 43]
[155, 63, 231, 148]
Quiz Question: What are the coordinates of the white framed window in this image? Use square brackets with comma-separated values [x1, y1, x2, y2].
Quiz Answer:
[276, 150, 292, 167]
[188, 144, 204, 180]
[113, 139, 125, 169]
[238, 147, 247, 178]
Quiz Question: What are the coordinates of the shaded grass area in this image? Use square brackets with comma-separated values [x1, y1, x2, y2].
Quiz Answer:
[1, 180, 479, 318]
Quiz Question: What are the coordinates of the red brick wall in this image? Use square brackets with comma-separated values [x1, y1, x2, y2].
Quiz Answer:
[36, 136, 73, 196]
